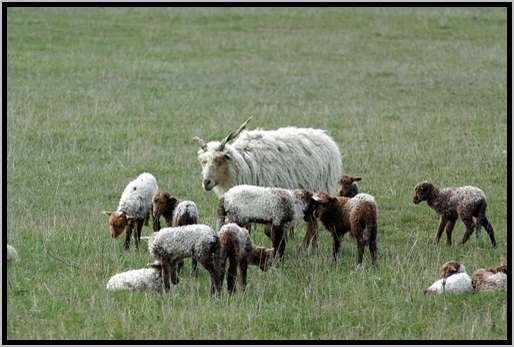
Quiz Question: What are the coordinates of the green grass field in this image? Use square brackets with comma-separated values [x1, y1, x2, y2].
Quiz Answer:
[6, 7, 508, 340]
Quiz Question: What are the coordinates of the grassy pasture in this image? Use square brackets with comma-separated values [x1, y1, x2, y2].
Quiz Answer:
[6, 7, 508, 340]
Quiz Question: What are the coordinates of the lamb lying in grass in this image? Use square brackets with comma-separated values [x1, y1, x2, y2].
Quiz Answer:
[413, 181, 496, 247]
[148, 224, 223, 295]
[103, 173, 158, 250]
[218, 223, 274, 294]
[106, 262, 162, 292]
[424, 260, 473, 294]
[471, 258, 507, 292]
[7, 244, 18, 261]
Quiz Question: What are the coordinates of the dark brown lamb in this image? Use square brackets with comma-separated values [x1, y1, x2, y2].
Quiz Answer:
[339, 175, 361, 198]
[413, 181, 496, 247]
[303, 192, 378, 268]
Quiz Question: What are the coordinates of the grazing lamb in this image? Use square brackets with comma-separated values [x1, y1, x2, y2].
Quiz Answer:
[148, 224, 223, 295]
[194, 117, 342, 248]
[424, 260, 473, 294]
[103, 173, 158, 250]
[217, 185, 317, 259]
[106, 262, 163, 292]
[471, 258, 507, 292]
[218, 223, 274, 294]
[152, 191, 200, 274]
[7, 244, 18, 261]
[412, 181, 496, 247]
[303, 192, 378, 268]
[339, 175, 361, 198]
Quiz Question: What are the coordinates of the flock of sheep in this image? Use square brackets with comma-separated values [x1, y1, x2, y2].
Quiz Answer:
[8, 117, 504, 297]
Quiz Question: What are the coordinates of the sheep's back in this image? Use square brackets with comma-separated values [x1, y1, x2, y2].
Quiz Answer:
[118, 173, 158, 219]
[229, 127, 342, 195]
[149, 224, 216, 260]
[106, 268, 161, 292]
[172, 200, 199, 226]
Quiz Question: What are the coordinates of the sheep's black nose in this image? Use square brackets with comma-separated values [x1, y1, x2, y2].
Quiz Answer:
[203, 179, 214, 191]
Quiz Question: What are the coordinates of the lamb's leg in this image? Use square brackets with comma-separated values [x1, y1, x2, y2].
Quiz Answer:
[263, 224, 272, 239]
[459, 215, 476, 245]
[201, 256, 222, 297]
[161, 259, 171, 292]
[238, 259, 248, 292]
[353, 224, 365, 267]
[368, 222, 378, 265]
[480, 216, 497, 248]
[169, 260, 179, 285]
[124, 222, 133, 250]
[271, 225, 286, 260]
[144, 211, 150, 226]
[445, 219, 456, 246]
[153, 214, 161, 232]
[301, 219, 318, 249]
[191, 259, 198, 277]
[227, 254, 238, 294]
[134, 218, 144, 249]
[331, 230, 342, 263]
[433, 216, 447, 245]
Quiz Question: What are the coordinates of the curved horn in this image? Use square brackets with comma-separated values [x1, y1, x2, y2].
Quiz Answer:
[218, 116, 253, 151]
[193, 136, 208, 151]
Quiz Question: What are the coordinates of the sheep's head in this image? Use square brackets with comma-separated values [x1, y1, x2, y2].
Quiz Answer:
[303, 192, 335, 221]
[413, 181, 435, 204]
[194, 116, 252, 192]
[152, 191, 178, 218]
[252, 247, 275, 271]
[440, 260, 464, 279]
[339, 175, 361, 196]
[103, 211, 136, 238]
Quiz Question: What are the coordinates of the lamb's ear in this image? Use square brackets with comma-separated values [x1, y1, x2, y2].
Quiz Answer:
[102, 211, 113, 217]
[312, 193, 329, 203]
[352, 176, 362, 182]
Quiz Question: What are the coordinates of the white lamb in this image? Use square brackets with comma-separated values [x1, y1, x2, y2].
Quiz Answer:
[103, 172, 158, 250]
[217, 184, 317, 259]
[106, 263, 162, 292]
[7, 244, 18, 261]
[148, 224, 223, 296]
[424, 261, 473, 294]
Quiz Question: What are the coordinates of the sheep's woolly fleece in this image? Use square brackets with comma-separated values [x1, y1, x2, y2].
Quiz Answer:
[117, 172, 158, 219]
[149, 224, 217, 260]
[173, 200, 198, 225]
[106, 268, 161, 292]
[472, 269, 507, 291]
[430, 186, 486, 216]
[7, 244, 18, 261]
[425, 265, 473, 294]
[218, 223, 253, 257]
[347, 193, 378, 212]
[198, 127, 342, 196]
[222, 185, 306, 227]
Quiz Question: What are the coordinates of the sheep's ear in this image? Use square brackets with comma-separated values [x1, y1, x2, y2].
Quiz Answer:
[102, 211, 113, 217]
[224, 153, 231, 160]
[352, 176, 362, 182]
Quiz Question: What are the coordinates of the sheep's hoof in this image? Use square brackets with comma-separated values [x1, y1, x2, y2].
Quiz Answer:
[356, 264, 364, 272]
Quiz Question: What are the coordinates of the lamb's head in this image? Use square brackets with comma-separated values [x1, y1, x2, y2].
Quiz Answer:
[193, 116, 252, 192]
[413, 181, 435, 204]
[303, 192, 336, 221]
[103, 211, 136, 238]
[339, 175, 361, 196]
[152, 191, 178, 218]
[251, 246, 275, 271]
[440, 260, 464, 279]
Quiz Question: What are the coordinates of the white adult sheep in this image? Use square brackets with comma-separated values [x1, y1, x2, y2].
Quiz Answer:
[194, 117, 342, 247]
[103, 172, 158, 250]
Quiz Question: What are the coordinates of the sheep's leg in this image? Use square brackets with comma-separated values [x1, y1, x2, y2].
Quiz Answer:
[331, 230, 341, 263]
[479, 216, 497, 248]
[433, 217, 447, 245]
[169, 260, 180, 285]
[134, 218, 144, 249]
[161, 259, 172, 292]
[238, 259, 248, 292]
[191, 259, 199, 277]
[368, 222, 378, 265]
[263, 224, 272, 239]
[144, 211, 150, 226]
[459, 215, 476, 245]
[203, 258, 222, 297]
[288, 227, 295, 240]
[301, 219, 318, 249]
[444, 219, 456, 246]
[271, 225, 286, 260]
[176, 260, 184, 275]
[153, 214, 161, 232]
[227, 254, 238, 294]
[124, 222, 133, 250]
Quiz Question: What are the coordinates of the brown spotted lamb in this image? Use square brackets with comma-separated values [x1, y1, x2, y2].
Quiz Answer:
[413, 181, 496, 247]
[152, 191, 199, 274]
[148, 224, 223, 296]
[218, 223, 274, 294]
[217, 184, 317, 260]
[339, 175, 361, 198]
[471, 258, 507, 292]
[303, 192, 378, 268]
[103, 173, 158, 250]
